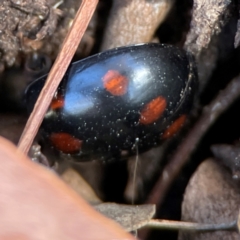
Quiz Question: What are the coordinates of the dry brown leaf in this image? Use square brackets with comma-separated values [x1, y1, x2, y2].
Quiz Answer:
[0, 136, 135, 240]
[94, 202, 155, 232]
[61, 167, 102, 204]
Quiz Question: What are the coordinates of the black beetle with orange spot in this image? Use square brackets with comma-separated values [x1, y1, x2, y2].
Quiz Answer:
[25, 43, 198, 161]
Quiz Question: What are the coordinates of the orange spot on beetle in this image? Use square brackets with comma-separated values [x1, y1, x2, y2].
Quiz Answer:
[102, 70, 128, 96]
[50, 95, 64, 110]
[139, 96, 167, 125]
[49, 132, 82, 154]
[162, 115, 187, 139]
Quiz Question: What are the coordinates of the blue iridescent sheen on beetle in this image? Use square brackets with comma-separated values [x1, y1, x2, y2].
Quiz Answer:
[25, 43, 198, 161]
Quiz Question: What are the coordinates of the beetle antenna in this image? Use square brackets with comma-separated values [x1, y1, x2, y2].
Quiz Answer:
[132, 137, 139, 205]
[130, 137, 140, 238]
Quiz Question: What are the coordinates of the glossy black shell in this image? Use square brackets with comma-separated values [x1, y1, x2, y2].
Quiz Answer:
[25, 43, 198, 161]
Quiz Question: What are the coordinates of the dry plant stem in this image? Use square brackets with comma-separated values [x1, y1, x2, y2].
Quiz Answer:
[235, 1, 240, 47]
[18, 0, 99, 155]
[185, 0, 232, 53]
[147, 219, 238, 232]
[101, 0, 174, 50]
[184, 0, 232, 91]
[147, 74, 240, 207]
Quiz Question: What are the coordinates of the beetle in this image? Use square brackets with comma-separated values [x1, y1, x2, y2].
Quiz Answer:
[25, 43, 198, 161]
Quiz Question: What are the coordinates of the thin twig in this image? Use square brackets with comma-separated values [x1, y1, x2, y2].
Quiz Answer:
[147, 74, 240, 206]
[146, 219, 238, 232]
[18, 0, 99, 154]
